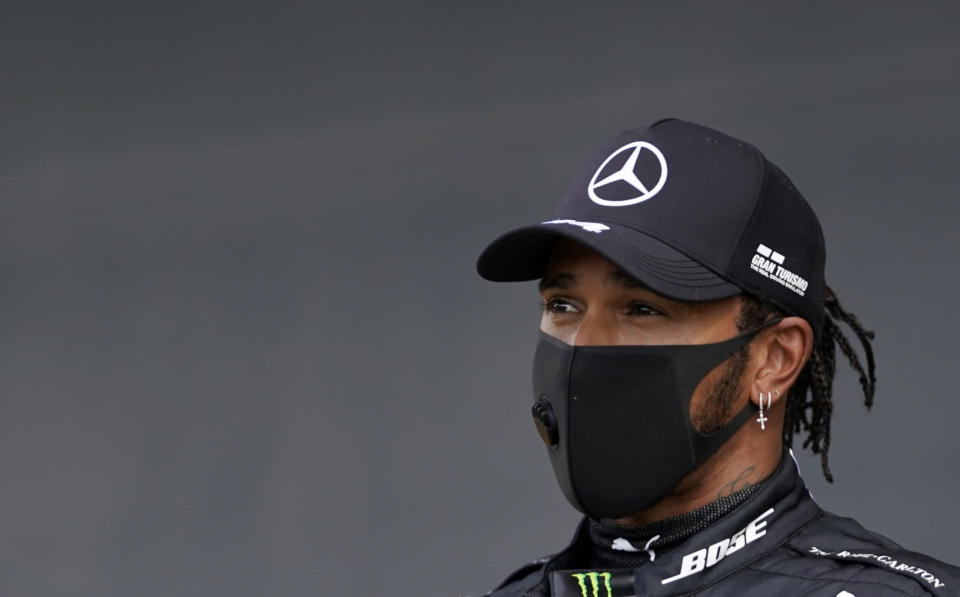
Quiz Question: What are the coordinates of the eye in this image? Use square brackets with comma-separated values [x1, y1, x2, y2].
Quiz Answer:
[541, 296, 580, 314]
[627, 301, 663, 317]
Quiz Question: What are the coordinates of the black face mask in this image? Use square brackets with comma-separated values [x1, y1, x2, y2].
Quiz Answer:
[530, 321, 779, 519]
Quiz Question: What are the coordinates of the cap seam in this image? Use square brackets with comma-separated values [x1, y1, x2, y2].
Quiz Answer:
[599, 219, 741, 289]
[725, 142, 768, 283]
[721, 151, 800, 315]
[587, 232, 739, 289]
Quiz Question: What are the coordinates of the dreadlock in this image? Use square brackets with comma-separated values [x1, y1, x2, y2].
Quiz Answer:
[736, 286, 877, 482]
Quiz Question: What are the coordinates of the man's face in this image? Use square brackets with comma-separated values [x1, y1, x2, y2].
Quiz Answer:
[538, 239, 750, 433]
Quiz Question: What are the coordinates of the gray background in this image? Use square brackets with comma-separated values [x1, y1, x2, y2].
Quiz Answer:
[1, 2, 958, 595]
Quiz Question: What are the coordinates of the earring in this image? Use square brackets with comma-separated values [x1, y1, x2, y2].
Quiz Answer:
[757, 391, 772, 430]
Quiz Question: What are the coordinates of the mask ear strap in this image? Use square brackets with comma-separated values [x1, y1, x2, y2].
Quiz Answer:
[742, 316, 785, 336]
[687, 317, 784, 459]
[671, 315, 783, 392]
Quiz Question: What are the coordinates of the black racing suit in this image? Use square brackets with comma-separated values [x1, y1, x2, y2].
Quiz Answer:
[486, 452, 960, 596]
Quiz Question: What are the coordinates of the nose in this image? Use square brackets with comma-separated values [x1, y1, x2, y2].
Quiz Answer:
[571, 311, 619, 346]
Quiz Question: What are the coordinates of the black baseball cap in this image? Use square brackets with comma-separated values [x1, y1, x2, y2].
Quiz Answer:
[476, 118, 826, 336]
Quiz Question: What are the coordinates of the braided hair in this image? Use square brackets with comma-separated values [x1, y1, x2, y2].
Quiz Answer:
[737, 287, 877, 482]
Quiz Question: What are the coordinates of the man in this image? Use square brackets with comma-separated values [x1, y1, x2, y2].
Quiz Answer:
[475, 119, 959, 596]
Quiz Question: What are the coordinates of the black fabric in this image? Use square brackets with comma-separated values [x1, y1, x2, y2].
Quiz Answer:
[485, 451, 960, 596]
[531, 325, 769, 519]
[476, 118, 828, 337]
[475, 223, 741, 301]
[587, 478, 766, 569]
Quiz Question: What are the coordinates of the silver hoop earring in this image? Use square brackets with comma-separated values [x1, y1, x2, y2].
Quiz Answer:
[757, 391, 771, 430]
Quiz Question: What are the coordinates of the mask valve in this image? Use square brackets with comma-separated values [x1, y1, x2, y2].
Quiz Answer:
[532, 398, 559, 447]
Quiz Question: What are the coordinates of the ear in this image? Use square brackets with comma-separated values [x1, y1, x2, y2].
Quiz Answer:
[750, 316, 814, 407]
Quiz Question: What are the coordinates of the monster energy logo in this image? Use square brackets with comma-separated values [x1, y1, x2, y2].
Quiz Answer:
[571, 572, 612, 597]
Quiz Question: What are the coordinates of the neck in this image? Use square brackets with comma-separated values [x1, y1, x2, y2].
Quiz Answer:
[589, 474, 768, 569]
[613, 414, 784, 527]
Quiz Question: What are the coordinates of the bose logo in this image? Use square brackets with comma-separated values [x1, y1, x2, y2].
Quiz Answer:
[662, 508, 774, 585]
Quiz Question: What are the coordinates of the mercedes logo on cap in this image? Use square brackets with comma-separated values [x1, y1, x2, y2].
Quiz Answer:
[588, 141, 668, 206]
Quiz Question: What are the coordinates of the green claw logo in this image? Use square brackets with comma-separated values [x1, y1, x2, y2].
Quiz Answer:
[571, 571, 612, 597]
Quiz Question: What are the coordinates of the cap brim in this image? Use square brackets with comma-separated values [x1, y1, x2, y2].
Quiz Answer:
[476, 221, 741, 302]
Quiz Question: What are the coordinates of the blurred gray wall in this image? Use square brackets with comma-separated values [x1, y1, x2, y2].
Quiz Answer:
[1, 2, 958, 595]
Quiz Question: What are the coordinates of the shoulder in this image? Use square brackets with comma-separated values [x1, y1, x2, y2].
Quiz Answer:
[484, 518, 589, 596]
[748, 510, 960, 595]
[483, 556, 550, 597]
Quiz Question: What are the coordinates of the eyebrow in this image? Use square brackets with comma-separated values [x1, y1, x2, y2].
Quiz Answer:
[609, 270, 646, 289]
[538, 272, 575, 292]
[538, 269, 647, 292]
